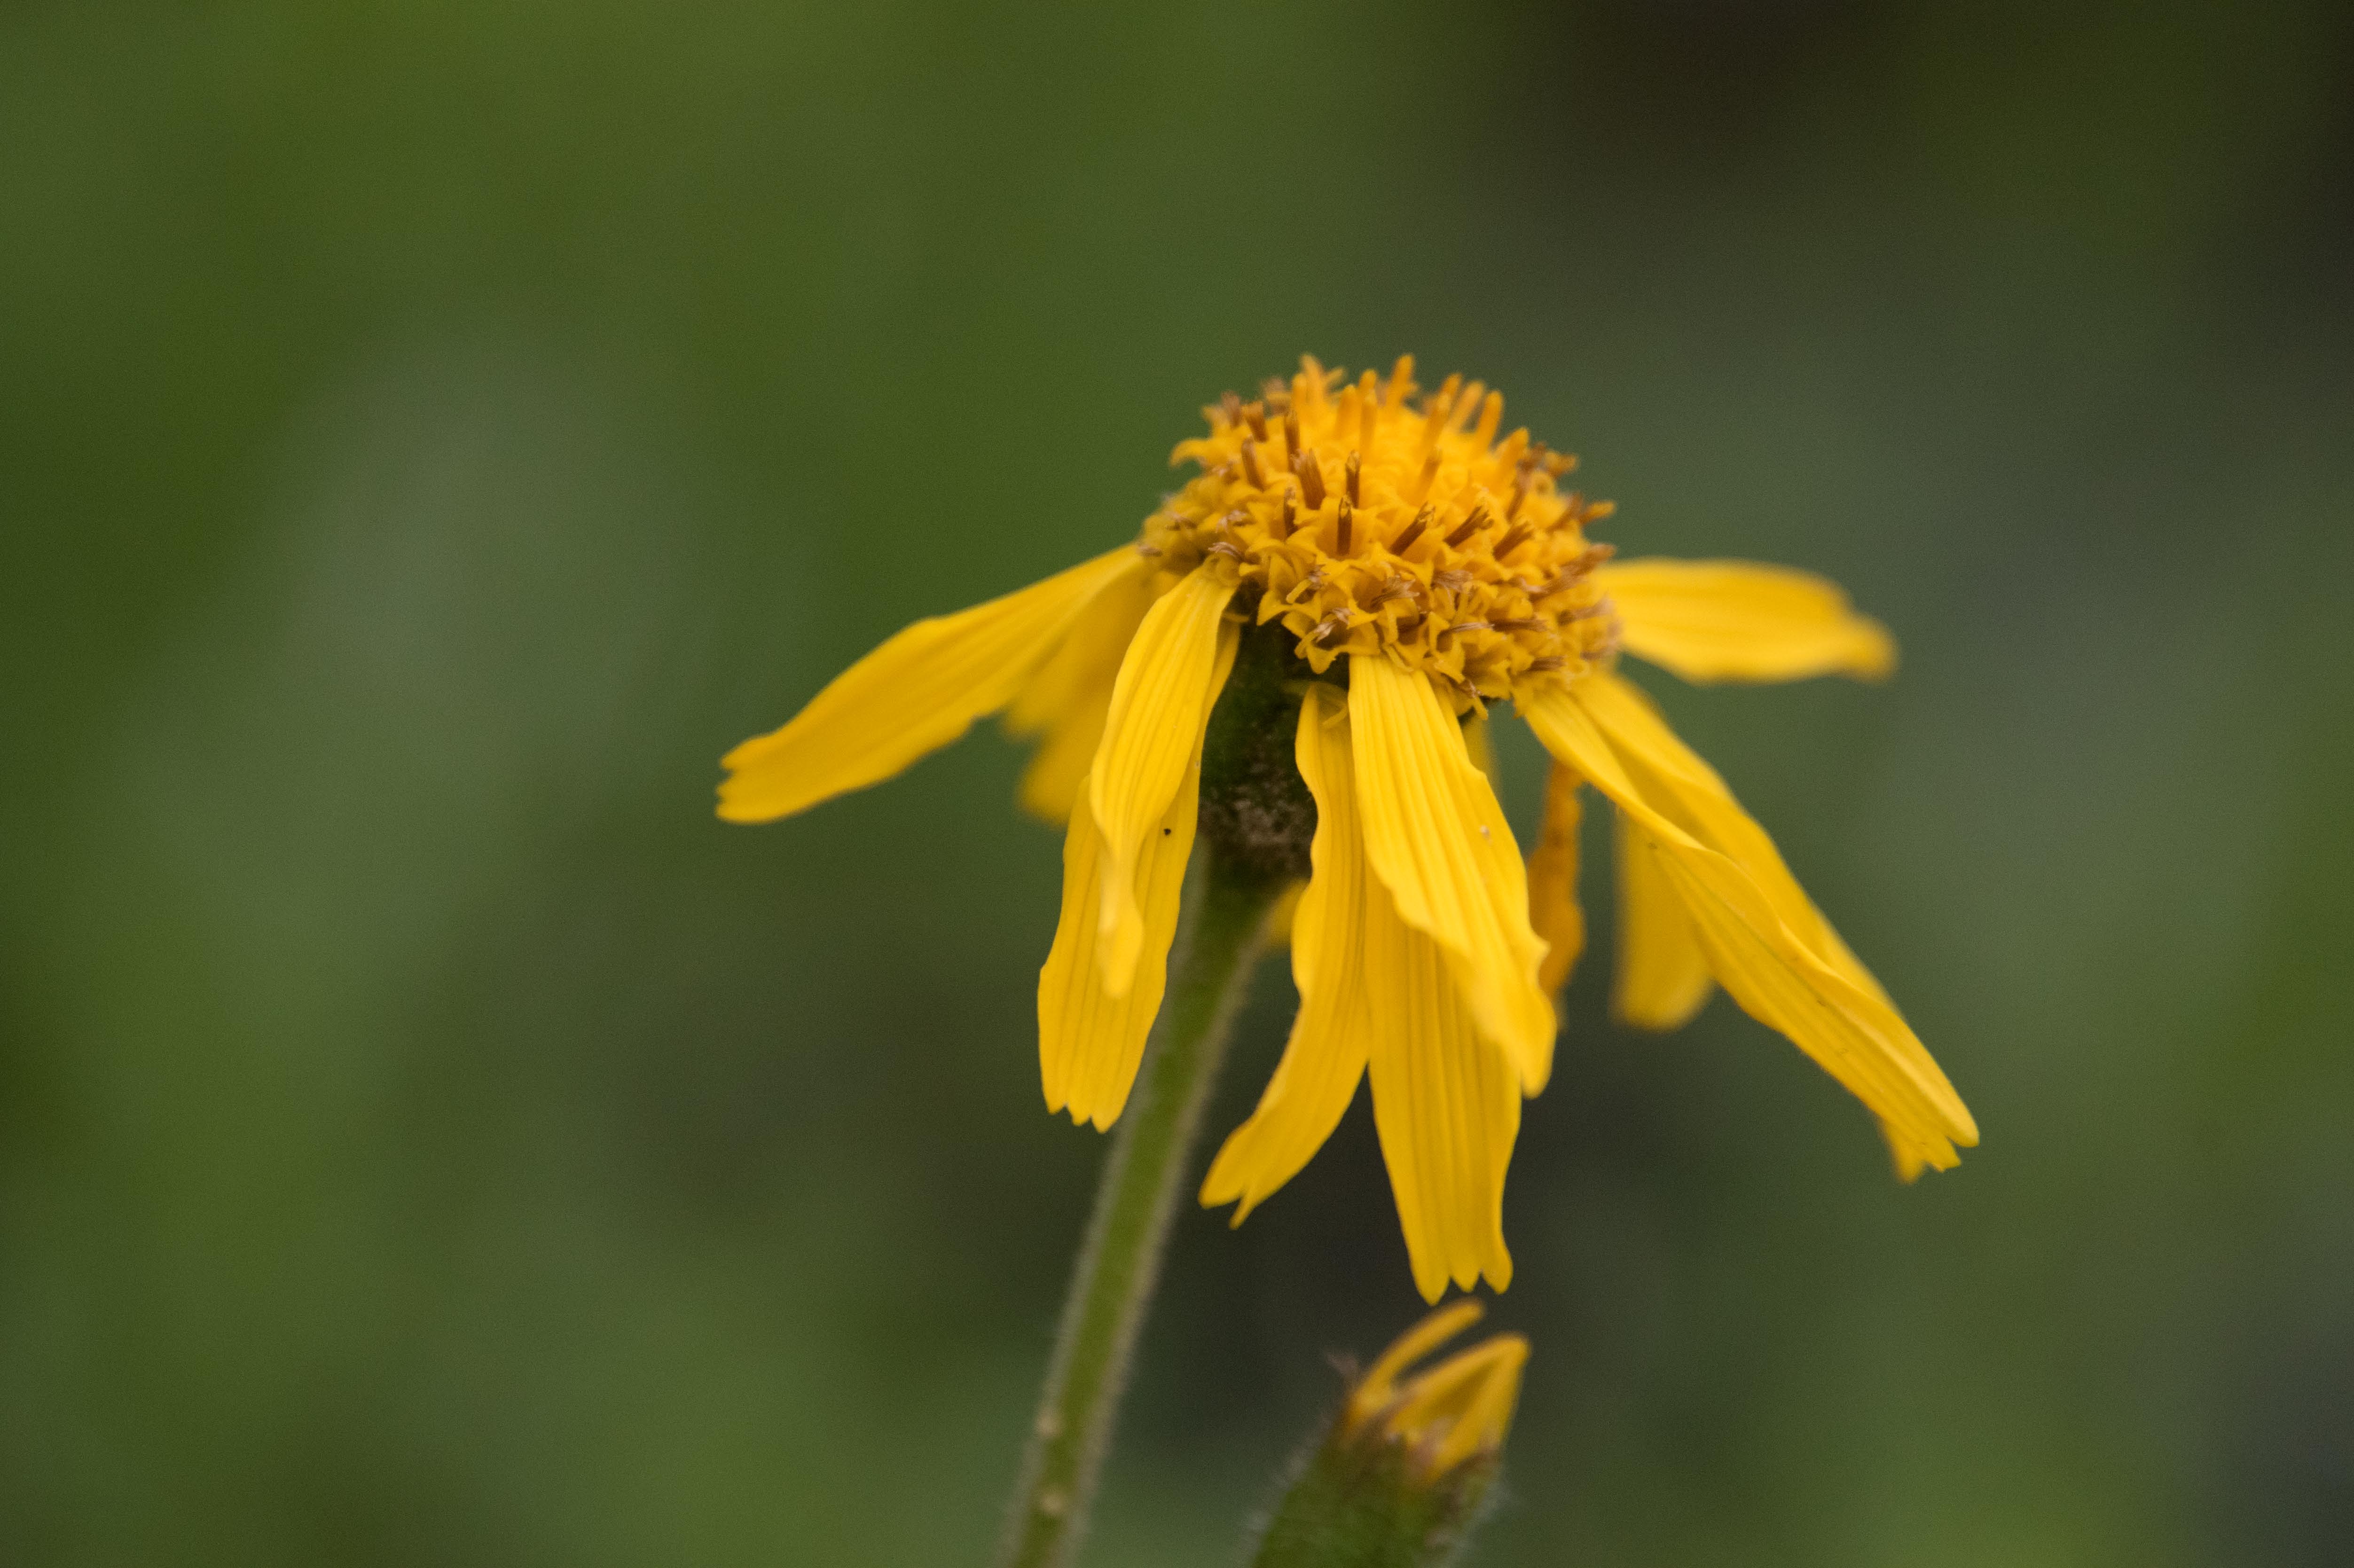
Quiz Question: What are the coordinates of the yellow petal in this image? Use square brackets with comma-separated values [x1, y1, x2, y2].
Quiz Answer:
[1461, 713, 1499, 782]
[1348, 654, 1554, 1094]
[1525, 762, 1585, 998]
[1036, 760, 1201, 1132]
[719, 546, 1145, 823]
[1363, 880, 1521, 1301]
[1600, 557, 1897, 685]
[1201, 683, 1370, 1222]
[1088, 569, 1240, 996]
[1005, 565, 1157, 824]
[1015, 706, 1107, 825]
[1386, 1333, 1530, 1475]
[1348, 1300, 1487, 1426]
[1579, 672, 1882, 1003]
[1521, 681, 1977, 1166]
[1613, 808, 1714, 1029]
[1263, 881, 1304, 950]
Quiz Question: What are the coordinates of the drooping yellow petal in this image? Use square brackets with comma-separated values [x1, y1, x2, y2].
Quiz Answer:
[1088, 568, 1240, 996]
[1600, 557, 1896, 685]
[1263, 881, 1303, 950]
[1461, 713, 1499, 783]
[1201, 684, 1369, 1222]
[1015, 708, 1108, 826]
[1348, 654, 1555, 1094]
[1037, 762, 1201, 1132]
[1363, 880, 1521, 1301]
[1521, 681, 1976, 1169]
[1039, 618, 1239, 1127]
[1005, 565, 1157, 823]
[1613, 808, 1713, 1029]
[719, 546, 1145, 823]
[1525, 762, 1585, 998]
[1578, 672, 1880, 998]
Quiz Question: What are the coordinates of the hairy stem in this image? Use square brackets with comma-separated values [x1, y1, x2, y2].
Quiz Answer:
[995, 855, 1281, 1568]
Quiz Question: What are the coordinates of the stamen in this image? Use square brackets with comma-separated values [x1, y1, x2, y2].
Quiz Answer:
[1443, 502, 1491, 549]
[1505, 469, 1532, 519]
[1385, 354, 1413, 410]
[1446, 382, 1486, 435]
[1421, 374, 1462, 450]
[1311, 608, 1354, 645]
[1494, 428, 1529, 473]
[1492, 521, 1533, 560]
[1345, 451, 1361, 507]
[1219, 390, 1243, 428]
[1282, 408, 1301, 464]
[1410, 450, 1441, 504]
[1295, 449, 1327, 509]
[1335, 497, 1353, 557]
[1432, 569, 1474, 595]
[1472, 390, 1503, 447]
[1389, 503, 1435, 556]
[1276, 486, 1298, 539]
[1526, 655, 1567, 673]
[1240, 438, 1264, 489]
[1244, 400, 1269, 441]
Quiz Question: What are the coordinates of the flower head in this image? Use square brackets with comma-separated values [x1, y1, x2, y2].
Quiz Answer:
[1342, 1299, 1529, 1481]
[719, 356, 1978, 1299]
[1247, 1301, 1529, 1566]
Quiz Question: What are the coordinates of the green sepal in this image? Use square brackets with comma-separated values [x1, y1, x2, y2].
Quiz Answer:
[1245, 1406, 1503, 1568]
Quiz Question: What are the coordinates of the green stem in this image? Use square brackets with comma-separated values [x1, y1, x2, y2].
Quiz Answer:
[995, 854, 1281, 1568]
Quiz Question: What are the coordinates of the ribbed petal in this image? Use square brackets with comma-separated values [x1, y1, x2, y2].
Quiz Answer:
[1201, 683, 1371, 1223]
[1613, 808, 1714, 1029]
[1364, 881, 1521, 1301]
[1088, 569, 1240, 996]
[1600, 557, 1897, 685]
[1581, 673, 1887, 1003]
[1521, 680, 1977, 1170]
[719, 546, 1144, 823]
[1039, 621, 1238, 1128]
[1004, 564, 1156, 823]
[1348, 654, 1555, 1095]
[1525, 762, 1585, 998]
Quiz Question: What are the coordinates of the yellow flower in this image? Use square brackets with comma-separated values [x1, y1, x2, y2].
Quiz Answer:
[1343, 1300, 1530, 1481]
[719, 356, 1978, 1301]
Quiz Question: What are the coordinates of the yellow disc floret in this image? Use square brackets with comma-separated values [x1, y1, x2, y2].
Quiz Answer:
[1141, 356, 1620, 709]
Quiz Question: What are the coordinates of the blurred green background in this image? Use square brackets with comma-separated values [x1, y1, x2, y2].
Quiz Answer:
[5, 1, 2351, 1563]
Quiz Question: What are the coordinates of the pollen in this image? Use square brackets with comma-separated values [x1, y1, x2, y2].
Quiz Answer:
[1146, 356, 1621, 708]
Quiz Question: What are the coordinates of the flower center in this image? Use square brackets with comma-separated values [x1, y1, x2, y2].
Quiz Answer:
[1139, 356, 1620, 707]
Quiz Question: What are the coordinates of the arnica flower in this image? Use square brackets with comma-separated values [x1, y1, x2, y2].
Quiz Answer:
[1248, 1301, 1528, 1568]
[1342, 1300, 1529, 1481]
[719, 357, 1977, 1302]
